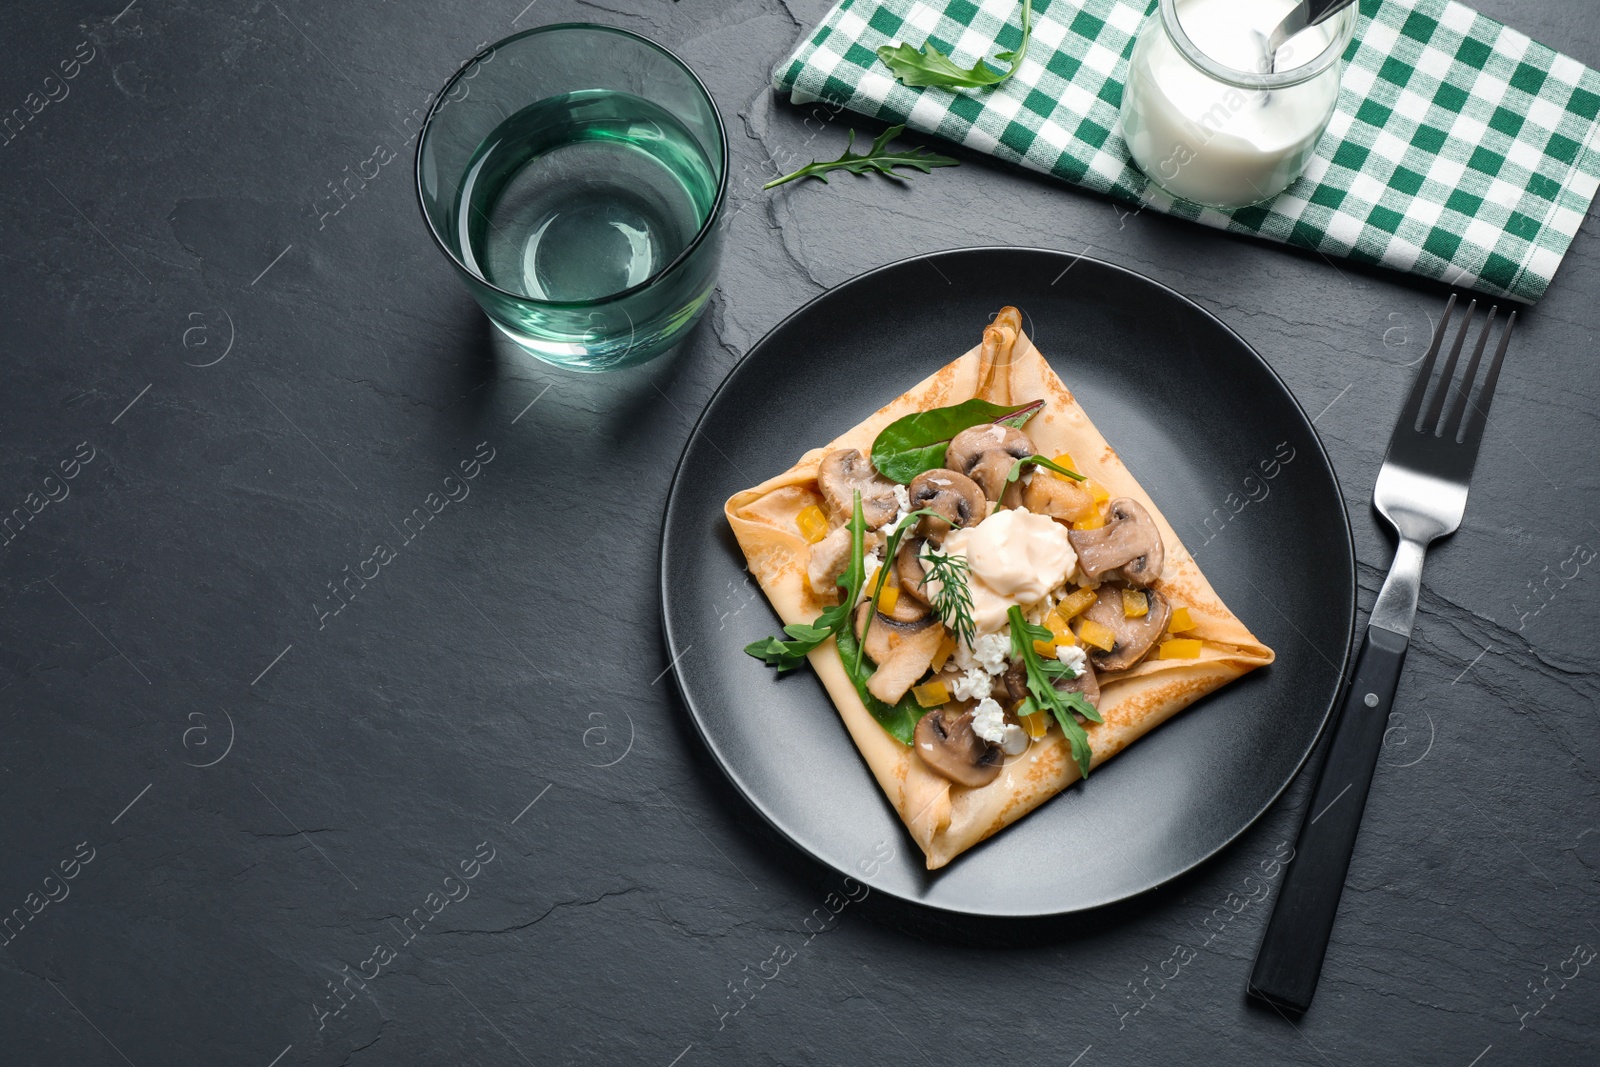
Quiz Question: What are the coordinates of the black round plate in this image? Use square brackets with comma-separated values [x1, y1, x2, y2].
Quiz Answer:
[660, 248, 1355, 917]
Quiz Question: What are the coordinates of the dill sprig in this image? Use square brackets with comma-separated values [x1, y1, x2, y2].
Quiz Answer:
[918, 548, 976, 648]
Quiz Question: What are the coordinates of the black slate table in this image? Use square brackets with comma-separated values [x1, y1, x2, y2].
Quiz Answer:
[3, 1, 1598, 1064]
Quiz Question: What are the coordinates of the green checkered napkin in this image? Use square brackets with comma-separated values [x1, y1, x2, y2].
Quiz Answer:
[774, 0, 1600, 302]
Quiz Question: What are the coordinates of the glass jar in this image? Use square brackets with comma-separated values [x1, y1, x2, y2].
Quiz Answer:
[1120, 0, 1356, 209]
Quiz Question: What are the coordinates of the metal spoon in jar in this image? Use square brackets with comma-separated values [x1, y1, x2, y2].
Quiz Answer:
[1260, 0, 1357, 73]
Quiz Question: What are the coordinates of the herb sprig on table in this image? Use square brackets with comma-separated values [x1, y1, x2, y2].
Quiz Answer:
[1007, 605, 1102, 777]
[764, 124, 959, 189]
[878, 0, 1034, 91]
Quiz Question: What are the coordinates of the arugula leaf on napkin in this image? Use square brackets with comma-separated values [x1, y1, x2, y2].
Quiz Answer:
[877, 0, 1033, 90]
[764, 124, 960, 188]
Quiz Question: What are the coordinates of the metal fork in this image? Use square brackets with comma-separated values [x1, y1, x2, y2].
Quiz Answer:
[1249, 295, 1518, 1013]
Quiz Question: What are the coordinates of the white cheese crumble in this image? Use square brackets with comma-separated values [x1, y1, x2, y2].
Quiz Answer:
[952, 668, 992, 702]
[970, 698, 1006, 741]
[860, 548, 882, 593]
[880, 483, 915, 535]
[1056, 644, 1088, 676]
[971, 698, 1029, 755]
[971, 632, 1011, 674]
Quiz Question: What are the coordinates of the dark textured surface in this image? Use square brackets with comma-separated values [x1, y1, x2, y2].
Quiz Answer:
[1, 1, 1596, 1064]
[662, 249, 1358, 916]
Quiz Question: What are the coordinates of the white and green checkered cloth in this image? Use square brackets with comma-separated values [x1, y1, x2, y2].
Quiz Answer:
[774, 0, 1600, 302]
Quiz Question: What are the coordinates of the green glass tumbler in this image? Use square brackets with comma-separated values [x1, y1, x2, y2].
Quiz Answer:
[415, 24, 728, 372]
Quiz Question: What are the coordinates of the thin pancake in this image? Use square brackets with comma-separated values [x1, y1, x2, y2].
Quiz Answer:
[725, 315, 1273, 869]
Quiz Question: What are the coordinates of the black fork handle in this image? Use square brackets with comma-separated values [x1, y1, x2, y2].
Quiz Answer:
[1248, 625, 1409, 1013]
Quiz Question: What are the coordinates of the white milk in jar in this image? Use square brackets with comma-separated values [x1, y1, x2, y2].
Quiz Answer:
[1120, 0, 1356, 209]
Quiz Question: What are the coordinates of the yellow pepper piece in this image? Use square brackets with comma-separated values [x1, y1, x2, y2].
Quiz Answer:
[1050, 452, 1080, 480]
[1122, 588, 1149, 618]
[1020, 710, 1050, 739]
[1072, 511, 1106, 531]
[1056, 588, 1098, 620]
[930, 634, 957, 673]
[876, 584, 900, 614]
[1044, 610, 1075, 645]
[796, 504, 829, 543]
[1168, 607, 1195, 633]
[1078, 618, 1117, 652]
[1087, 480, 1110, 504]
[1159, 639, 1203, 660]
[1033, 638, 1057, 657]
[912, 679, 950, 708]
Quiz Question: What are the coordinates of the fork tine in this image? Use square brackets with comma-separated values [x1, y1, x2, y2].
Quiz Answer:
[1443, 306, 1496, 441]
[1396, 293, 1455, 433]
[1421, 298, 1475, 433]
[1457, 310, 1517, 447]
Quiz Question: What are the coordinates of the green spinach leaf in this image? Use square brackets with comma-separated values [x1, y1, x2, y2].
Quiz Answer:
[870, 398, 1042, 484]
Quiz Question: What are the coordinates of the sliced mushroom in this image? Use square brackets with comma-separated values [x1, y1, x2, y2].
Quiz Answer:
[945, 424, 1035, 502]
[853, 602, 942, 704]
[877, 584, 933, 624]
[907, 468, 987, 545]
[806, 527, 882, 596]
[1001, 660, 1027, 707]
[895, 536, 931, 604]
[1069, 497, 1166, 587]
[1080, 586, 1171, 672]
[1001, 468, 1096, 523]
[914, 708, 1004, 788]
[817, 449, 898, 528]
[999, 656, 1099, 712]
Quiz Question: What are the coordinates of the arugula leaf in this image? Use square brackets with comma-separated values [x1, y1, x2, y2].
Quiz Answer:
[870, 398, 1043, 484]
[840, 488, 867, 603]
[764, 125, 960, 189]
[848, 505, 948, 745]
[1004, 453, 1087, 487]
[878, 0, 1033, 90]
[1007, 605, 1102, 778]
[854, 507, 944, 675]
[1058, 689, 1100, 723]
[744, 492, 868, 671]
[745, 496, 939, 746]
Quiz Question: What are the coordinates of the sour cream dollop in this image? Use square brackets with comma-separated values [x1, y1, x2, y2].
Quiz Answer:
[939, 509, 1077, 633]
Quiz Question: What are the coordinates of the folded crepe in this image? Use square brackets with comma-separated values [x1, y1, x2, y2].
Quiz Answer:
[725, 311, 1274, 869]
